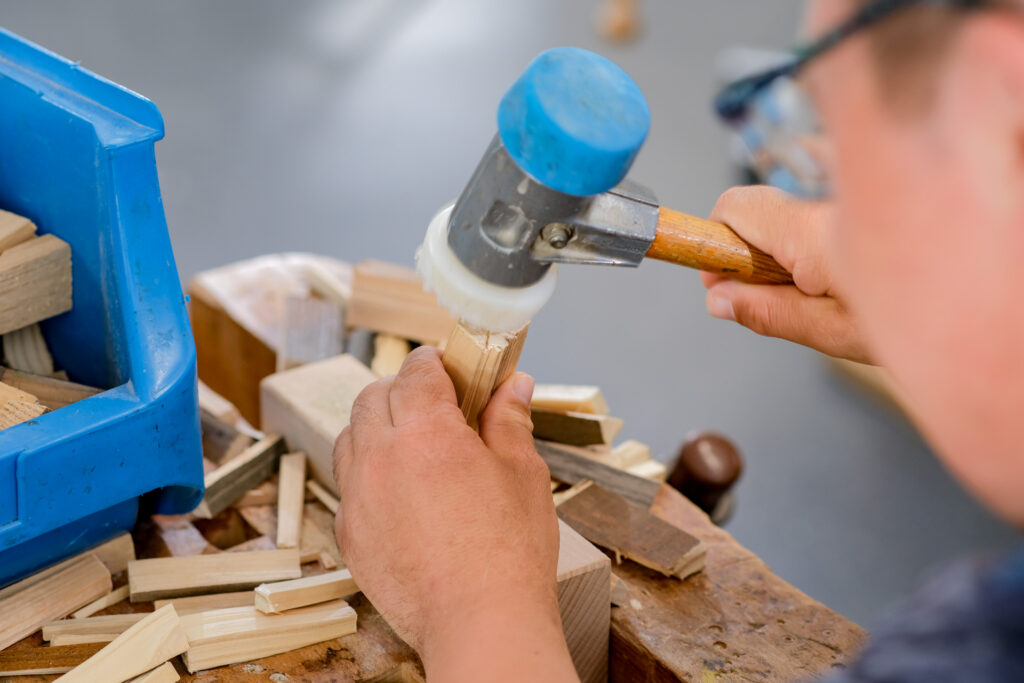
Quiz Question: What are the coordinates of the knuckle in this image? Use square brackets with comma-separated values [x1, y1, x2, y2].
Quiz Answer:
[739, 298, 777, 337]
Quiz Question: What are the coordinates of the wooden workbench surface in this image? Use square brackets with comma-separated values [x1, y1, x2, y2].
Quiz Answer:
[4, 484, 864, 682]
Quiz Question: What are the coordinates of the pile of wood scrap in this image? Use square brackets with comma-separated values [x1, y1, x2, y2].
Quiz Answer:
[0, 208, 100, 430]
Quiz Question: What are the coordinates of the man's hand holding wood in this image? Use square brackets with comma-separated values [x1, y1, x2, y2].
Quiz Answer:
[332, 347, 579, 682]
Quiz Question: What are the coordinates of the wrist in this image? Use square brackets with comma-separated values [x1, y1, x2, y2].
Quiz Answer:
[419, 586, 577, 682]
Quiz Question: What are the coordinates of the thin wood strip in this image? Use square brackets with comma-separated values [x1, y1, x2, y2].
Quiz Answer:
[0, 643, 104, 676]
[0, 553, 111, 650]
[54, 604, 189, 683]
[128, 549, 301, 602]
[71, 584, 131, 618]
[535, 439, 660, 508]
[306, 479, 339, 514]
[126, 661, 180, 683]
[193, 434, 286, 518]
[152, 591, 254, 616]
[276, 452, 307, 549]
[254, 569, 359, 614]
[44, 613, 147, 642]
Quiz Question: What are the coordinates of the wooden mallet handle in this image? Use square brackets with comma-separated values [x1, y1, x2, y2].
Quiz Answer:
[646, 207, 793, 285]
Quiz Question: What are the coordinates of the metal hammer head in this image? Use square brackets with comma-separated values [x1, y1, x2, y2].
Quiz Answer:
[448, 47, 654, 288]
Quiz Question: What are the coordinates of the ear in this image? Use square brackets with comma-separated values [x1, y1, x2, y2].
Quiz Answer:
[942, 13, 1024, 223]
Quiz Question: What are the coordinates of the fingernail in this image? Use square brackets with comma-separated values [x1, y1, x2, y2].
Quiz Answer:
[707, 293, 736, 321]
[513, 373, 535, 406]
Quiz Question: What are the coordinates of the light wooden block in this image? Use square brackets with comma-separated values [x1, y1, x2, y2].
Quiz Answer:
[44, 612, 147, 645]
[260, 354, 377, 493]
[88, 533, 136, 575]
[180, 600, 358, 672]
[0, 367, 100, 410]
[0, 234, 73, 335]
[3, 323, 54, 375]
[531, 409, 623, 446]
[152, 591, 254, 616]
[531, 384, 609, 415]
[611, 439, 653, 468]
[556, 519, 611, 683]
[127, 661, 180, 683]
[193, 434, 286, 518]
[0, 394, 45, 429]
[627, 458, 667, 482]
[277, 294, 344, 371]
[54, 605, 188, 683]
[441, 321, 528, 430]
[371, 333, 412, 377]
[0, 208, 37, 252]
[347, 260, 456, 344]
[128, 549, 301, 602]
[307, 479, 339, 514]
[71, 584, 131, 619]
[0, 643, 103, 677]
[254, 569, 359, 614]
[276, 451, 307, 549]
[0, 552, 111, 650]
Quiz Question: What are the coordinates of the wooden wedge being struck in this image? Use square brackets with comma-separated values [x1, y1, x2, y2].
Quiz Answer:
[255, 569, 359, 614]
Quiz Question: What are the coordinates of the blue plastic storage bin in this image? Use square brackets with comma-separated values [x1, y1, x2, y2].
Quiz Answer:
[0, 28, 204, 586]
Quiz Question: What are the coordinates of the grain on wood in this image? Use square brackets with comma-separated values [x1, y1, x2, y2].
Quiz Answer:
[441, 321, 528, 430]
[54, 604, 188, 683]
[180, 600, 358, 672]
[44, 612, 147, 645]
[260, 354, 377, 493]
[152, 591, 254, 616]
[536, 439, 660, 508]
[531, 384, 609, 415]
[0, 234, 73, 335]
[255, 569, 359, 614]
[371, 333, 411, 377]
[3, 323, 54, 375]
[0, 208, 37, 252]
[276, 451, 307, 549]
[128, 549, 301, 602]
[71, 584, 131, 618]
[193, 434, 286, 518]
[0, 643, 103, 676]
[555, 519, 611, 683]
[347, 260, 456, 344]
[0, 553, 111, 650]
[531, 409, 623, 446]
[0, 367, 101, 410]
[557, 483, 705, 580]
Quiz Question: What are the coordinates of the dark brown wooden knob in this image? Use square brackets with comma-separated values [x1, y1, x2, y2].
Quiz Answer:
[667, 432, 743, 524]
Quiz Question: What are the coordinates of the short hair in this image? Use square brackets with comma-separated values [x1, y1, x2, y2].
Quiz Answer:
[862, 1, 1020, 114]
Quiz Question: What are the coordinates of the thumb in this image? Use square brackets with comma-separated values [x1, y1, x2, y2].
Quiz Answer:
[706, 280, 870, 362]
[478, 372, 536, 458]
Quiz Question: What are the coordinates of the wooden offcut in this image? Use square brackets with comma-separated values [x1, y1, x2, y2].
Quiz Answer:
[180, 600, 358, 672]
[71, 584, 131, 619]
[128, 549, 301, 601]
[261, 354, 377, 492]
[127, 661, 180, 683]
[531, 409, 623, 446]
[0, 643, 103, 677]
[3, 322, 54, 375]
[441, 321, 528, 430]
[277, 294, 344, 372]
[558, 483, 705, 580]
[0, 367, 100, 410]
[347, 260, 456, 344]
[536, 439, 660, 508]
[371, 333, 411, 377]
[200, 408, 254, 464]
[255, 569, 359, 614]
[54, 605, 189, 683]
[0, 234, 73, 335]
[0, 208, 38, 252]
[0, 552, 111, 650]
[555, 519, 611, 683]
[307, 479, 339, 513]
[43, 612, 147, 645]
[276, 451, 307, 548]
[152, 590, 254, 616]
[531, 384, 609, 415]
[194, 434, 286, 518]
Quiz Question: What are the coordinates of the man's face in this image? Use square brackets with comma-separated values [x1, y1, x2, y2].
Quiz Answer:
[803, 0, 1024, 523]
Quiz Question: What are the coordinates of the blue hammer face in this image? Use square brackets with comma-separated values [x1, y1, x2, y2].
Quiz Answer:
[447, 47, 656, 288]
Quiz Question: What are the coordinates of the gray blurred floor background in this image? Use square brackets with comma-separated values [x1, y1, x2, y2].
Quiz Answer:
[2, 1, 1017, 628]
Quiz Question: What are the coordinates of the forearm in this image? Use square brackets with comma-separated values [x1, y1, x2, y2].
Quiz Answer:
[420, 590, 579, 683]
